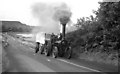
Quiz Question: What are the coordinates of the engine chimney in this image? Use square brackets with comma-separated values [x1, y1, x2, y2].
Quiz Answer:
[60, 17, 69, 40]
[61, 24, 66, 39]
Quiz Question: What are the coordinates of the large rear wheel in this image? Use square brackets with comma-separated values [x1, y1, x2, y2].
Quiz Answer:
[52, 46, 58, 58]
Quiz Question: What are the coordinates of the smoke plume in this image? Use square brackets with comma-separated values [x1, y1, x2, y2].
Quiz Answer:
[31, 2, 72, 34]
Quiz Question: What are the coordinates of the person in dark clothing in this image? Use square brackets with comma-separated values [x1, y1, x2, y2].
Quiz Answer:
[51, 33, 55, 43]
[35, 42, 40, 53]
[58, 33, 62, 40]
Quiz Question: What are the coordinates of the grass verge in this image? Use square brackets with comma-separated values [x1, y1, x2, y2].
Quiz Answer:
[77, 51, 119, 66]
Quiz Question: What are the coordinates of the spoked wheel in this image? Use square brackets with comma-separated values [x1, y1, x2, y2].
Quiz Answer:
[44, 47, 49, 56]
[39, 45, 44, 54]
[52, 46, 58, 58]
[65, 46, 72, 59]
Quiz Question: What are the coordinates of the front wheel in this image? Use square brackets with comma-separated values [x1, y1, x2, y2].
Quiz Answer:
[44, 47, 49, 56]
[65, 47, 72, 59]
[52, 46, 58, 58]
[39, 45, 44, 54]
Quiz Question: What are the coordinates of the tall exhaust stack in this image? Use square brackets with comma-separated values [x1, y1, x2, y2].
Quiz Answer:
[61, 23, 66, 39]
[60, 17, 69, 39]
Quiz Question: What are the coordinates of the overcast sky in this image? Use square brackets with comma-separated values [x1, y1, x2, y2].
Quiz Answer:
[0, 0, 102, 26]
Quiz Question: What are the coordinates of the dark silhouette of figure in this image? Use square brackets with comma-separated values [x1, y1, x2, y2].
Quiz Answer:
[58, 33, 62, 40]
[35, 42, 40, 53]
[51, 33, 55, 43]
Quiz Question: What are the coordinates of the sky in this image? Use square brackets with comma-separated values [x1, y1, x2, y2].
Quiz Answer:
[0, 0, 102, 26]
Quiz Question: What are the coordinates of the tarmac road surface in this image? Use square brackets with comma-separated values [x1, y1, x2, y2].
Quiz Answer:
[2, 34, 118, 74]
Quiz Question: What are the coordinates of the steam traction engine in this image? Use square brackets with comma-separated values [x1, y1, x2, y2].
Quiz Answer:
[39, 18, 72, 59]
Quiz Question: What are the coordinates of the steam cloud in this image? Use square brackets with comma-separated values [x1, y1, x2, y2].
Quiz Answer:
[31, 2, 72, 34]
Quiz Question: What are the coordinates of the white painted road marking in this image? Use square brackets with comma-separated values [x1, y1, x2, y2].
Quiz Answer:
[58, 59, 101, 72]
[47, 59, 51, 62]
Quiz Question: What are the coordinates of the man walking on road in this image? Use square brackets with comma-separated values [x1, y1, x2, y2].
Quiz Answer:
[35, 32, 45, 54]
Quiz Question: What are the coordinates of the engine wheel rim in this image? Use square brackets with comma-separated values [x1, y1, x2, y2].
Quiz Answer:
[45, 48, 48, 55]
[66, 47, 72, 58]
[52, 47, 58, 58]
[39, 47, 41, 52]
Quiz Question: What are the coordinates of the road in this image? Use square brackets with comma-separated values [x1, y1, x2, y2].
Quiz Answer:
[2, 34, 118, 74]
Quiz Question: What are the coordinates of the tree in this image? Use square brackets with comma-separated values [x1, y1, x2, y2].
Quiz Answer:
[67, 2, 120, 54]
[96, 2, 120, 51]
